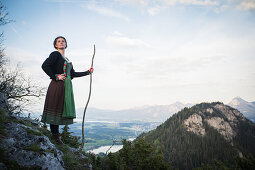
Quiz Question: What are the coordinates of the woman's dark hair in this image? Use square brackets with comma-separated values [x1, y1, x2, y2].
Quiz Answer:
[53, 36, 67, 49]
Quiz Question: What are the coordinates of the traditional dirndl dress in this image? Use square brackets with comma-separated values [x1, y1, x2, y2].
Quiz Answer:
[41, 59, 76, 125]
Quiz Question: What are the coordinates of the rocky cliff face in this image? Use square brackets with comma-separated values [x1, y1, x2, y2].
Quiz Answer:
[0, 116, 65, 170]
[0, 92, 92, 170]
[183, 113, 205, 136]
[0, 114, 90, 169]
[182, 103, 246, 142]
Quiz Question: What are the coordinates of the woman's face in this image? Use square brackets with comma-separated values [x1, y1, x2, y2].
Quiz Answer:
[55, 38, 66, 49]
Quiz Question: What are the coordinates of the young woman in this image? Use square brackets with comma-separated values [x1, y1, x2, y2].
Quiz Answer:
[41, 36, 93, 144]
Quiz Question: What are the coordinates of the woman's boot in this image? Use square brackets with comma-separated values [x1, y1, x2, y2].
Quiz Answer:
[51, 133, 64, 145]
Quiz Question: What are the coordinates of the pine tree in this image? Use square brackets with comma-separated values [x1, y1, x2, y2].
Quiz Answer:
[61, 125, 81, 148]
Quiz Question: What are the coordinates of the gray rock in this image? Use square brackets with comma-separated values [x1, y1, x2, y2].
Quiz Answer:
[183, 113, 206, 136]
[0, 121, 65, 170]
[10, 115, 41, 126]
[182, 104, 245, 142]
[205, 117, 235, 141]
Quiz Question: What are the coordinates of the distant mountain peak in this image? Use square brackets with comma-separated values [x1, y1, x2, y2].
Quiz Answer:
[227, 97, 255, 122]
[173, 101, 183, 105]
[229, 96, 248, 106]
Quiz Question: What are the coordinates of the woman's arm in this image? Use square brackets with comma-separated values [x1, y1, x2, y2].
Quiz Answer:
[71, 68, 91, 79]
[42, 52, 58, 79]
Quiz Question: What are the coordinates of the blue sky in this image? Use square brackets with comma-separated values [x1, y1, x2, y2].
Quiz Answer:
[2, 0, 255, 111]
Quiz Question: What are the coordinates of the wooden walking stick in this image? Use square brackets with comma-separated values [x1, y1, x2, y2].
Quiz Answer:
[81, 44, 96, 150]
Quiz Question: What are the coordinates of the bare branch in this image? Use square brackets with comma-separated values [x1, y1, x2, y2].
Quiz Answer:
[0, 1, 14, 26]
[0, 44, 46, 115]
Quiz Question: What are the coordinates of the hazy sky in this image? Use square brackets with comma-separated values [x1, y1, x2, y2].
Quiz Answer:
[2, 0, 255, 111]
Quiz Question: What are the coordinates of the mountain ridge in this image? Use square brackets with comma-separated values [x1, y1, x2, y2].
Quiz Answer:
[140, 102, 255, 169]
[228, 96, 255, 122]
[76, 102, 194, 122]
[75, 97, 254, 123]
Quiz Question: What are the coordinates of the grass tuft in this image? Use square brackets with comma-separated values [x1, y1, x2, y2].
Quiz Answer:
[24, 143, 43, 153]
[45, 149, 57, 157]
[24, 127, 43, 136]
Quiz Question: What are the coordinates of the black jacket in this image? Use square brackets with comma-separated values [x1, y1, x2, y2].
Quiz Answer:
[42, 51, 90, 80]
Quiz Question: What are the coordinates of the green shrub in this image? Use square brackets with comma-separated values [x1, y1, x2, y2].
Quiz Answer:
[61, 125, 81, 148]
[24, 127, 43, 136]
[24, 143, 43, 153]
[57, 144, 90, 170]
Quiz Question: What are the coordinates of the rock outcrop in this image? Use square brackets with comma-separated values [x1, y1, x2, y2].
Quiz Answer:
[183, 114, 205, 136]
[205, 117, 234, 141]
[183, 103, 248, 142]
[0, 116, 65, 170]
[0, 93, 90, 170]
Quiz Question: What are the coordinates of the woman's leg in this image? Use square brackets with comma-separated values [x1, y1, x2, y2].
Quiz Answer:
[50, 124, 63, 145]
[50, 124, 59, 134]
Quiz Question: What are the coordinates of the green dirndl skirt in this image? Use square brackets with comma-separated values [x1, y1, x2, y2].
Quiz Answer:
[41, 76, 76, 125]
[62, 75, 76, 119]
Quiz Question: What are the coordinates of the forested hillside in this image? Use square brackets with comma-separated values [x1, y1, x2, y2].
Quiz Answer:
[140, 102, 255, 169]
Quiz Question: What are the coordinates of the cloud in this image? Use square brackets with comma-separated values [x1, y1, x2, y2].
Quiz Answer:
[44, 0, 91, 2]
[160, 0, 218, 6]
[117, 0, 219, 6]
[105, 33, 152, 48]
[112, 31, 124, 36]
[86, 4, 130, 21]
[46, 0, 255, 14]
[133, 55, 224, 80]
[158, 0, 255, 12]
[116, 0, 219, 16]
[148, 6, 162, 16]
[237, 0, 255, 11]
[116, 0, 148, 6]
[21, 21, 30, 26]
[6, 47, 42, 67]
[117, 0, 218, 7]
